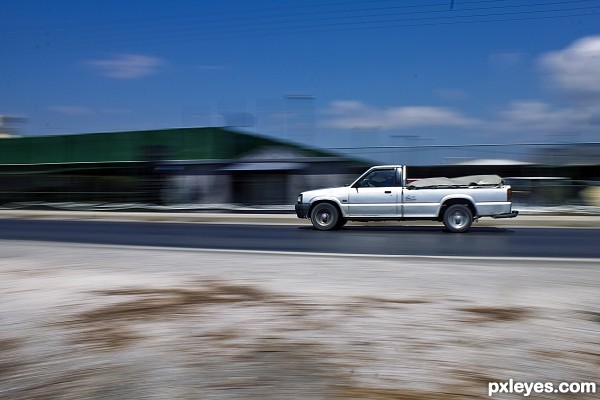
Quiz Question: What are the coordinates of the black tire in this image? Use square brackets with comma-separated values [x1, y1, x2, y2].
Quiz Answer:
[335, 218, 348, 229]
[310, 203, 341, 231]
[443, 204, 473, 233]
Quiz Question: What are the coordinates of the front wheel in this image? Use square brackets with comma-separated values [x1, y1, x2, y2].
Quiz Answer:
[443, 204, 473, 233]
[310, 203, 341, 231]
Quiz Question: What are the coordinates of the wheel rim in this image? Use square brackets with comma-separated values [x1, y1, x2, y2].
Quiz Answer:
[449, 209, 468, 229]
[316, 210, 332, 226]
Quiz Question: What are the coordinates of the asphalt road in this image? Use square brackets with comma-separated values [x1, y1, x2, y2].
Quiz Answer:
[0, 218, 599, 259]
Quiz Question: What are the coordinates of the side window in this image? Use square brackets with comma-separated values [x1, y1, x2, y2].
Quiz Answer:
[355, 169, 396, 188]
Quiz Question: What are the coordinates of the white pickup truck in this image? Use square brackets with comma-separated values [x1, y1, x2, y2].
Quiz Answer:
[295, 165, 518, 233]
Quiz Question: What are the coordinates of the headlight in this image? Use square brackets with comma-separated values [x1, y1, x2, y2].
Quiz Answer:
[297, 194, 303, 204]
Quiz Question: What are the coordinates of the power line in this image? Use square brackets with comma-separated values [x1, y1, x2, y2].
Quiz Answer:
[5, 0, 593, 35]
[2, 0, 599, 53]
[0, 1, 509, 33]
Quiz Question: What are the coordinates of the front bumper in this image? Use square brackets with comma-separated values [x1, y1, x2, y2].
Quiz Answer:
[295, 203, 310, 219]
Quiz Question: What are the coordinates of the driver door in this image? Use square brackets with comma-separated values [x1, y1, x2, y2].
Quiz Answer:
[347, 168, 401, 217]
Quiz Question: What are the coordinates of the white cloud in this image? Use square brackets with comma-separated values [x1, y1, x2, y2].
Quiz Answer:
[321, 100, 478, 130]
[488, 52, 523, 68]
[47, 106, 134, 117]
[100, 108, 132, 115]
[435, 88, 470, 101]
[195, 65, 229, 70]
[88, 54, 164, 79]
[47, 105, 92, 115]
[539, 35, 600, 98]
[491, 100, 600, 133]
[320, 98, 600, 140]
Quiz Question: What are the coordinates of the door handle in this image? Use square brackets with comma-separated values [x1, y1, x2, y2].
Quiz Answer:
[384, 190, 391, 194]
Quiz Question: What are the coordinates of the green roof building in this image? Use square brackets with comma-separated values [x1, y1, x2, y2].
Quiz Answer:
[0, 127, 364, 206]
[0, 126, 339, 165]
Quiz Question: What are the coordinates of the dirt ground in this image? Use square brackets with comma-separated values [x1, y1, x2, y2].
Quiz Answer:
[0, 241, 598, 399]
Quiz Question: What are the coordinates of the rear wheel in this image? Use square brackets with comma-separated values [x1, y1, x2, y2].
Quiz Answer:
[443, 204, 473, 233]
[310, 203, 341, 231]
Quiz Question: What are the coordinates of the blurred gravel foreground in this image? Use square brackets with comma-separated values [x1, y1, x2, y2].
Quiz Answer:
[0, 242, 598, 399]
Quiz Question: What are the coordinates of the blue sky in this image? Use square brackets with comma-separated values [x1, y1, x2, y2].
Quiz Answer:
[2, 0, 600, 150]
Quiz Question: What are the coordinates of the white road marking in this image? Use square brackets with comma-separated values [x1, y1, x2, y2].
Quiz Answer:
[15, 240, 599, 264]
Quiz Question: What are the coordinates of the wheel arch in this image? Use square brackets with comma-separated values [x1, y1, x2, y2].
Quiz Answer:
[308, 198, 345, 217]
[438, 197, 477, 221]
